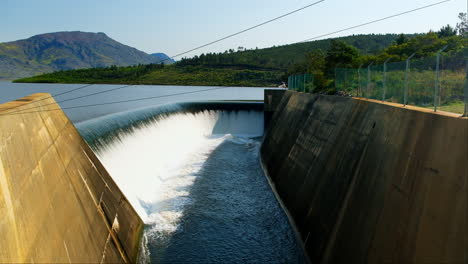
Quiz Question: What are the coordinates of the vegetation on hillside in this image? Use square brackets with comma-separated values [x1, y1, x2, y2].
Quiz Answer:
[14, 64, 283, 87]
[13, 34, 409, 86]
[288, 15, 467, 93]
[177, 34, 405, 69]
[15, 14, 467, 89]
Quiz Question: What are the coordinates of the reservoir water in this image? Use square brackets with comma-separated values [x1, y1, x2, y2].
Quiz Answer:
[0, 82, 268, 122]
[1, 82, 305, 263]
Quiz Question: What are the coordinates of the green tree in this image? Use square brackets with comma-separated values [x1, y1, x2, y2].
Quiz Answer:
[325, 40, 360, 77]
[304, 49, 326, 73]
[304, 50, 329, 90]
[395, 33, 408, 45]
[456, 12, 468, 37]
[438, 24, 457, 38]
[382, 32, 462, 60]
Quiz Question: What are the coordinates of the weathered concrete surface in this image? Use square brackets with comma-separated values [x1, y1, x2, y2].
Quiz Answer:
[262, 90, 468, 263]
[0, 94, 143, 263]
[264, 89, 286, 128]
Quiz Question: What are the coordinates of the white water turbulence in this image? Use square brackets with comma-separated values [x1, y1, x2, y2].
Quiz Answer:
[77, 103, 306, 263]
[83, 107, 264, 241]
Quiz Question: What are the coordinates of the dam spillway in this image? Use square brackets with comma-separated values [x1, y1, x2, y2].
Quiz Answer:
[1, 89, 466, 263]
[76, 102, 306, 263]
[0, 95, 306, 263]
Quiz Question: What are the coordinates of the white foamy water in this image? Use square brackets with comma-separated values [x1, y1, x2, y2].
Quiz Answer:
[93, 110, 263, 239]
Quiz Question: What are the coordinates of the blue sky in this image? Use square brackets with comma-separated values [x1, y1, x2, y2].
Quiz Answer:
[2, 0, 466, 58]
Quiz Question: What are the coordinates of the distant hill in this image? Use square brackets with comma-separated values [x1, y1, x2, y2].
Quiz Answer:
[0, 31, 165, 80]
[179, 34, 413, 69]
[150, 53, 175, 64]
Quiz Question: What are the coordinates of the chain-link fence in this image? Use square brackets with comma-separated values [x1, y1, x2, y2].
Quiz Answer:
[287, 73, 314, 93]
[335, 48, 468, 116]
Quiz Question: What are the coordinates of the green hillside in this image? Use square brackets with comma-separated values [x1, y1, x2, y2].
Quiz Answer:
[178, 34, 406, 69]
[15, 29, 466, 89]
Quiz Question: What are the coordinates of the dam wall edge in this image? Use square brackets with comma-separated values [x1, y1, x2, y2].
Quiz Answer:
[261, 90, 468, 263]
[0, 93, 143, 263]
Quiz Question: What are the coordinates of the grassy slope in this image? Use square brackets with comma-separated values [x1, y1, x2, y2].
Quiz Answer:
[425, 101, 466, 114]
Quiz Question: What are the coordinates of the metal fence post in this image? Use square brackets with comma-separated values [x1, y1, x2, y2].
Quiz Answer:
[303, 74, 306, 93]
[357, 64, 363, 97]
[367, 62, 374, 99]
[296, 74, 299, 91]
[434, 45, 448, 112]
[404, 53, 415, 106]
[335, 67, 338, 92]
[292, 75, 295, 91]
[383, 58, 391, 101]
[297, 74, 300, 92]
[293, 75, 297, 91]
[464, 58, 468, 117]
[344, 69, 348, 93]
[299, 74, 302, 92]
[310, 73, 315, 93]
[465, 9, 468, 116]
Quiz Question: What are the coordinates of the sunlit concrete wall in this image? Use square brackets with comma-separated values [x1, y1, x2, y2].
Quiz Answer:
[262, 90, 468, 263]
[0, 94, 143, 263]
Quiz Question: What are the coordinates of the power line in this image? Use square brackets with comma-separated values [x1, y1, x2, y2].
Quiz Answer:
[0, 83, 96, 113]
[160, 0, 325, 63]
[0, 86, 229, 116]
[3, 0, 450, 116]
[49, 83, 95, 98]
[3, 1, 325, 114]
[2, 0, 325, 114]
[299, 0, 451, 43]
[6, 84, 133, 115]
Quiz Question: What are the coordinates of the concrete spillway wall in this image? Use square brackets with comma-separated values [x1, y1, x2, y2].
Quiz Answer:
[261, 90, 468, 263]
[0, 94, 143, 263]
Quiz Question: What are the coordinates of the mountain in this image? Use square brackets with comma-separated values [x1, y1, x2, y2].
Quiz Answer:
[150, 53, 175, 64]
[0, 31, 164, 80]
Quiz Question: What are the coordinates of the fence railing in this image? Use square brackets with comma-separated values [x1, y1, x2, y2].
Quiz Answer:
[335, 48, 468, 116]
[288, 73, 314, 93]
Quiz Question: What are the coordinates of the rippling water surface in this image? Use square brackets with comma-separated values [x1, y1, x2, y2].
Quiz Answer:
[148, 136, 305, 264]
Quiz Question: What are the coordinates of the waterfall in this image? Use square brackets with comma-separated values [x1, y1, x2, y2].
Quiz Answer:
[76, 102, 264, 239]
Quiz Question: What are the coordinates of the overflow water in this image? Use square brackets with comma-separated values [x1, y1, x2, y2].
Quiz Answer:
[77, 102, 306, 263]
